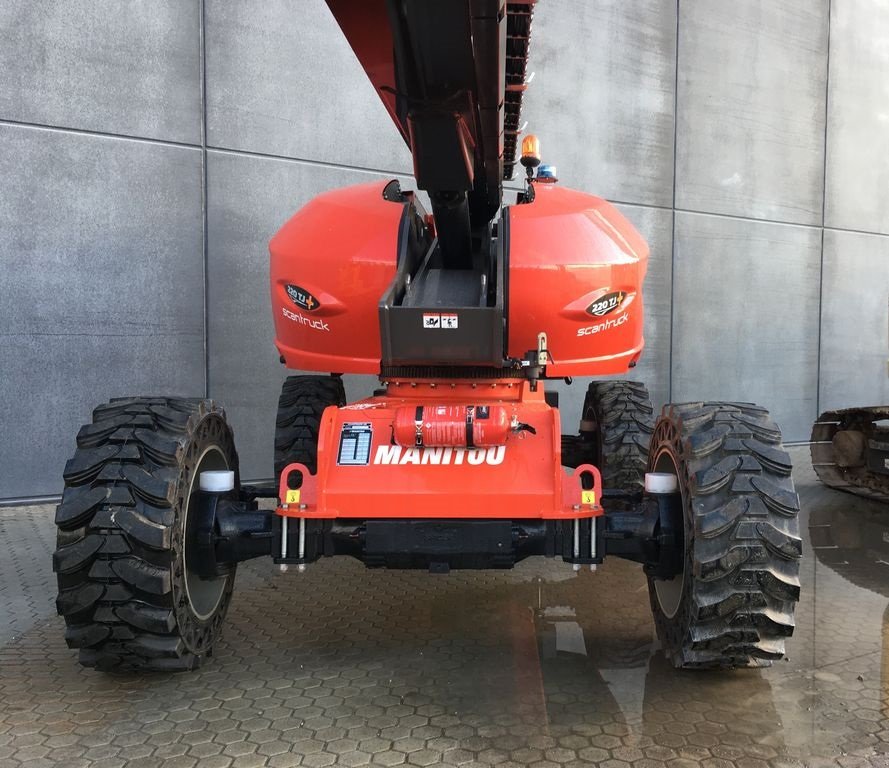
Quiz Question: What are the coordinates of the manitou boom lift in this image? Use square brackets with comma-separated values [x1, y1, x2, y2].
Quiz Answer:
[53, 0, 801, 673]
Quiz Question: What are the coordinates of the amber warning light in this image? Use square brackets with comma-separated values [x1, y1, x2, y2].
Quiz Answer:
[520, 134, 541, 170]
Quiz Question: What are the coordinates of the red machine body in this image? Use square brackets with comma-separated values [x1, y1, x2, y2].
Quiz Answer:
[269, 182, 400, 375]
[267, 0, 646, 529]
[506, 182, 649, 377]
[270, 180, 649, 378]
[278, 381, 602, 521]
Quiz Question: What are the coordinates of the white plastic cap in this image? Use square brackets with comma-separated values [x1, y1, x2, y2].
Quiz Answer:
[200, 470, 235, 493]
[644, 472, 678, 494]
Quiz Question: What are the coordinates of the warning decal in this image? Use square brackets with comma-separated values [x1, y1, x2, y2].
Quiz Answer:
[422, 313, 458, 329]
[337, 422, 373, 466]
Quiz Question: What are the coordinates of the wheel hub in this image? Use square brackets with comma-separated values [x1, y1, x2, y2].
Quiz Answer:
[183, 447, 231, 621]
[649, 436, 688, 620]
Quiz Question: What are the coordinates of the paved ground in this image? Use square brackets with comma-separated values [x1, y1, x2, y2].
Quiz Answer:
[1, 447, 888, 768]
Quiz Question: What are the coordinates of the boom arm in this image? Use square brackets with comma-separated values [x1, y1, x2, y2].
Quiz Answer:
[325, 0, 535, 267]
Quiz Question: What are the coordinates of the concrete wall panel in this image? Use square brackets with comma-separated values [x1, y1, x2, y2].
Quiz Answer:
[205, 0, 412, 173]
[819, 229, 889, 411]
[0, 0, 201, 143]
[676, 0, 828, 225]
[519, 0, 677, 207]
[0, 125, 204, 500]
[824, 0, 889, 234]
[672, 212, 821, 441]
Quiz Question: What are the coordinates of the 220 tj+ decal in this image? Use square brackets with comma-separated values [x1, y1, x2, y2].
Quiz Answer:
[586, 290, 626, 317]
[286, 284, 320, 312]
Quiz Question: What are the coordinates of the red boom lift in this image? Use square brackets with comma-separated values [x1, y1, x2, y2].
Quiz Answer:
[53, 0, 801, 672]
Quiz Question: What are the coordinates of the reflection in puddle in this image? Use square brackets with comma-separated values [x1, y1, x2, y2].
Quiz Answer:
[541, 606, 588, 657]
[804, 460, 889, 762]
[529, 568, 788, 765]
[809, 502, 889, 599]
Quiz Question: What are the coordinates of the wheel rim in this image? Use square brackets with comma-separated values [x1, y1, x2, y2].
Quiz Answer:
[652, 447, 686, 619]
[183, 446, 230, 621]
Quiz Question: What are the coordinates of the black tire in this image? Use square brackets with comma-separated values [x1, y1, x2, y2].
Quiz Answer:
[274, 375, 345, 478]
[580, 380, 654, 490]
[646, 402, 801, 669]
[54, 397, 239, 671]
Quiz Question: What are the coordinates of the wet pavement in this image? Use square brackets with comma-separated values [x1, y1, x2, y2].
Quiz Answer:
[1, 447, 888, 768]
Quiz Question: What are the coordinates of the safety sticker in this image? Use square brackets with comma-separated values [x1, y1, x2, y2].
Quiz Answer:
[341, 402, 386, 411]
[337, 422, 373, 466]
[581, 490, 596, 505]
[422, 313, 458, 329]
[285, 489, 301, 504]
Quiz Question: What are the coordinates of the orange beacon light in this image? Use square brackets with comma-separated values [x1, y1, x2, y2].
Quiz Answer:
[520, 134, 541, 173]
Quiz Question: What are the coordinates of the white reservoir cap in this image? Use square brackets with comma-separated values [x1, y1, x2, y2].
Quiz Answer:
[645, 472, 678, 494]
[200, 470, 235, 493]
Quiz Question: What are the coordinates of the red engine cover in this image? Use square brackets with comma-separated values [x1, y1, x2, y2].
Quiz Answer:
[269, 181, 400, 374]
[269, 179, 649, 378]
[507, 183, 649, 377]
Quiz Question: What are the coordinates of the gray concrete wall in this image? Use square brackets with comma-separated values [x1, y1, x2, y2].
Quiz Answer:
[1, 0, 887, 499]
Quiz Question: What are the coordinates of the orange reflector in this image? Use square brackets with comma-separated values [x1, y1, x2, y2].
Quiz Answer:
[520, 134, 540, 167]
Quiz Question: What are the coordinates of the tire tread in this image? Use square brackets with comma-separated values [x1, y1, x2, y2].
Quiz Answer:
[648, 402, 801, 669]
[54, 397, 237, 671]
[274, 376, 346, 478]
[581, 380, 654, 490]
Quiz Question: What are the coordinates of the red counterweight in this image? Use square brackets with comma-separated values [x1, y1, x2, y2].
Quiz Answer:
[393, 405, 512, 448]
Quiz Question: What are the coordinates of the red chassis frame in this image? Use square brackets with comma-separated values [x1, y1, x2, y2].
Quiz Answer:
[276, 381, 602, 523]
